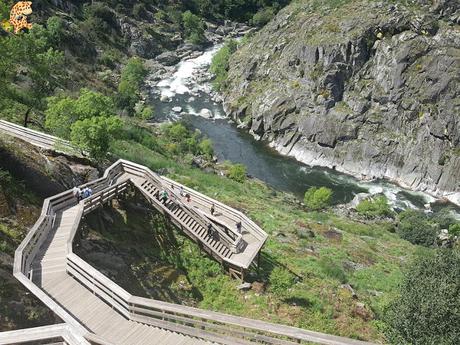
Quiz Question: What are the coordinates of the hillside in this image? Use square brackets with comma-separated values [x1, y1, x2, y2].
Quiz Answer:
[222, 0, 460, 204]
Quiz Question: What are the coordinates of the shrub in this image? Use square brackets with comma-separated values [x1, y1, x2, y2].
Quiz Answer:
[228, 164, 247, 183]
[251, 7, 275, 27]
[397, 209, 438, 247]
[384, 249, 460, 344]
[116, 57, 147, 113]
[198, 139, 214, 158]
[210, 40, 237, 91]
[167, 123, 188, 141]
[269, 267, 295, 295]
[356, 195, 393, 218]
[303, 187, 333, 210]
[182, 11, 205, 44]
[449, 223, 460, 236]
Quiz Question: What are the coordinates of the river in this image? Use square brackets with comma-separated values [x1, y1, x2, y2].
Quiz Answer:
[149, 45, 459, 215]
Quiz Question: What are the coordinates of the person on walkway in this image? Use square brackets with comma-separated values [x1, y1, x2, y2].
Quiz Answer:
[236, 221, 242, 234]
[207, 223, 213, 238]
[179, 186, 185, 197]
[210, 203, 215, 216]
[160, 190, 169, 204]
[185, 193, 191, 202]
[72, 186, 81, 202]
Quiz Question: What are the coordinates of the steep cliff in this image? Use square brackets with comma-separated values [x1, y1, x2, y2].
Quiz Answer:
[223, 0, 460, 204]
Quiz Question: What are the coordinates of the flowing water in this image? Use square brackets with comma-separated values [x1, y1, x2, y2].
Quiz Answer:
[149, 45, 460, 216]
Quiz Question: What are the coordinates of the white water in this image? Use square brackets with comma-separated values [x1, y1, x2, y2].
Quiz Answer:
[157, 45, 222, 99]
[152, 44, 459, 216]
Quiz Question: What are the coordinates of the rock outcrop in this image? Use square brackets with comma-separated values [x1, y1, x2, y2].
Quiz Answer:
[223, 0, 460, 204]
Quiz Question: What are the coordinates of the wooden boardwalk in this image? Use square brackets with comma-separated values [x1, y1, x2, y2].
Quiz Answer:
[0, 121, 376, 345]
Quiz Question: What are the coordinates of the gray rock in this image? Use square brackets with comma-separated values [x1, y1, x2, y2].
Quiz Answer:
[222, 1, 460, 205]
[237, 282, 252, 291]
[200, 108, 213, 118]
[156, 51, 180, 66]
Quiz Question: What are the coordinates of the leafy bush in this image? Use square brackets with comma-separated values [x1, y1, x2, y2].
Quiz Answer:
[45, 88, 114, 139]
[356, 195, 393, 218]
[384, 249, 460, 344]
[182, 11, 206, 44]
[449, 223, 460, 236]
[132, 3, 147, 19]
[269, 267, 295, 295]
[71, 116, 122, 158]
[303, 187, 333, 210]
[228, 164, 247, 183]
[210, 40, 237, 91]
[397, 210, 438, 247]
[251, 7, 275, 27]
[116, 57, 147, 113]
[198, 139, 214, 158]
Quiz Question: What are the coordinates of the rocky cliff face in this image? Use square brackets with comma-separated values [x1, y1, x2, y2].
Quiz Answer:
[223, 0, 460, 204]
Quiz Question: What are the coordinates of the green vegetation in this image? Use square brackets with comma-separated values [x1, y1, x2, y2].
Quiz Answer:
[116, 57, 148, 114]
[384, 249, 460, 344]
[210, 40, 238, 91]
[356, 196, 393, 218]
[251, 7, 275, 27]
[227, 163, 247, 183]
[182, 11, 206, 44]
[304, 187, 333, 210]
[397, 209, 438, 247]
[45, 89, 114, 139]
[70, 115, 122, 158]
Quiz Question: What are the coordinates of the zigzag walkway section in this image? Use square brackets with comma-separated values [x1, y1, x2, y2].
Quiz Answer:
[0, 121, 376, 345]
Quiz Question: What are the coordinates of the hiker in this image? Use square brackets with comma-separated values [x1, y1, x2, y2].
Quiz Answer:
[236, 221, 242, 234]
[210, 203, 215, 216]
[207, 223, 213, 238]
[185, 193, 191, 202]
[72, 186, 81, 202]
[179, 186, 185, 196]
[82, 187, 92, 199]
[159, 190, 169, 204]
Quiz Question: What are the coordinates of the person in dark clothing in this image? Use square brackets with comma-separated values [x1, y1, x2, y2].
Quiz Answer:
[207, 223, 213, 238]
[210, 204, 215, 216]
[159, 190, 169, 204]
[236, 221, 242, 234]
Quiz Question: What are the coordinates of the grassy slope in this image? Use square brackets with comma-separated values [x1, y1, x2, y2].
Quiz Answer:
[105, 122, 417, 342]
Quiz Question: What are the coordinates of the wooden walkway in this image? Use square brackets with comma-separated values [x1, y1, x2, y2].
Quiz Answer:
[0, 121, 376, 345]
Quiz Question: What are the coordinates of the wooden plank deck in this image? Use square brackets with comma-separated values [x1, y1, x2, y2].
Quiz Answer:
[1, 120, 376, 345]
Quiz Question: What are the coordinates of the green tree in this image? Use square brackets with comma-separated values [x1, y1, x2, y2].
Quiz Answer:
[45, 89, 114, 139]
[70, 116, 122, 158]
[210, 39, 237, 91]
[0, 25, 64, 125]
[182, 10, 206, 44]
[397, 209, 438, 247]
[116, 57, 147, 113]
[304, 187, 333, 210]
[251, 7, 275, 27]
[384, 249, 460, 344]
[356, 195, 393, 218]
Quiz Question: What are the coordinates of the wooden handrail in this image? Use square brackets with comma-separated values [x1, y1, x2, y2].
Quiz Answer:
[0, 323, 90, 345]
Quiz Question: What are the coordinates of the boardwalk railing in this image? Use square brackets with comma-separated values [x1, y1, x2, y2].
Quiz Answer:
[65, 251, 374, 345]
[0, 324, 90, 345]
[9, 152, 374, 345]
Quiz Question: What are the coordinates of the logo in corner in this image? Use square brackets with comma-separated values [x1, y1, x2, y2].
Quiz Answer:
[8, 1, 33, 34]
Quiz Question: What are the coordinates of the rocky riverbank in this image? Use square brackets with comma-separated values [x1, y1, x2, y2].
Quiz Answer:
[221, 0, 460, 205]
